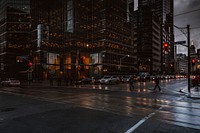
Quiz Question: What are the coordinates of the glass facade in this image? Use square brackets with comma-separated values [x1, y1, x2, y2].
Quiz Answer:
[0, 0, 137, 80]
[0, 0, 31, 78]
[137, 0, 174, 74]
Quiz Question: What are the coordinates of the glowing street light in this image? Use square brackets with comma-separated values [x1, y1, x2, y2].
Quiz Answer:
[119, 55, 130, 71]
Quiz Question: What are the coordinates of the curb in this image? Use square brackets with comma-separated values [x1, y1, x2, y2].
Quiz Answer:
[179, 89, 200, 99]
[187, 94, 200, 99]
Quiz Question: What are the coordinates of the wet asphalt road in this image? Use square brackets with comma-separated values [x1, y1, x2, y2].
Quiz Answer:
[0, 78, 200, 133]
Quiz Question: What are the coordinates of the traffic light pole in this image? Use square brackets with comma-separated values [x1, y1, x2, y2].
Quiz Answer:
[174, 25, 191, 93]
[187, 25, 191, 93]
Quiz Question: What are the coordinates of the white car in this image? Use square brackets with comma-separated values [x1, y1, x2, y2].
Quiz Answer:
[100, 75, 119, 84]
[122, 75, 137, 82]
[1, 78, 21, 87]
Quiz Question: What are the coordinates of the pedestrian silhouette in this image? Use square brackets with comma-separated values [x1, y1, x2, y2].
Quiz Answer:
[66, 75, 70, 86]
[154, 76, 161, 91]
[49, 74, 54, 86]
[129, 77, 134, 91]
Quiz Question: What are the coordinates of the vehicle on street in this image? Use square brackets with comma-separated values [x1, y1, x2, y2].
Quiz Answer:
[91, 77, 101, 84]
[100, 75, 119, 84]
[151, 75, 160, 80]
[122, 75, 131, 82]
[138, 72, 150, 82]
[78, 77, 92, 84]
[1, 78, 21, 87]
[122, 75, 137, 82]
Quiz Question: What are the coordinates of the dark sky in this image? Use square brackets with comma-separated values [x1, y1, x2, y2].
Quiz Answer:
[174, 0, 200, 54]
[133, 0, 200, 54]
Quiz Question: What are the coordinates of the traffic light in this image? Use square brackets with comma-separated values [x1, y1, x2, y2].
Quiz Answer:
[163, 42, 169, 51]
[27, 60, 33, 67]
[22, 58, 33, 70]
[192, 59, 196, 66]
[16, 56, 20, 62]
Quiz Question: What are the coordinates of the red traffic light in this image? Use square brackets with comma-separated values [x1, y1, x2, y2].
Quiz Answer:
[27, 61, 33, 67]
[163, 42, 169, 51]
[192, 59, 196, 66]
[164, 43, 168, 47]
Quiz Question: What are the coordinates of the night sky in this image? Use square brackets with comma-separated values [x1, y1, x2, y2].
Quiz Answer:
[174, 0, 200, 54]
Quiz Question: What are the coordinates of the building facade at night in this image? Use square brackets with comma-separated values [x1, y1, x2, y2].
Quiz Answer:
[136, 0, 174, 74]
[0, 0, 137, 81]
[176, 53, 187, 75]
[0, 0, 31, 78]
[137, 1, 161, 74]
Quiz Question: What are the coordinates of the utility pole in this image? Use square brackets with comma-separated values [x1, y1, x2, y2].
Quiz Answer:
[187, 25, 191, 93]
[174, 24, 191, 94]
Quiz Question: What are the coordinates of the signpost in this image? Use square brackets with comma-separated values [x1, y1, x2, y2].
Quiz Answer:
[174, 41, 186, 45]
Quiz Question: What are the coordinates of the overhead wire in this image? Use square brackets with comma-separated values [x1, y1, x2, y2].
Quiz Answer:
[175, 8, 200, 17]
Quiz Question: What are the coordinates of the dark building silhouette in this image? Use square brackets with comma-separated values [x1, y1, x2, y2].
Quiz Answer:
[0, 0, 137, 80]
[0, 0, 31, 78]
[0, 0, 174, 80]
[137, 1, 161, 74]
[136, 0, 174, 74]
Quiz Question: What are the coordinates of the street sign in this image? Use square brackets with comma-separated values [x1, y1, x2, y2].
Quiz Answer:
[174, 41, 186, 45]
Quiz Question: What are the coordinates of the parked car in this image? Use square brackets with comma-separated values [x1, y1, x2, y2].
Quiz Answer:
[151, 75, 160, 80]
[78, 77, 92, 84]
[138, 72, 150, 82]
[122, 75, 137, 83]
[1, 78, 21, 87]
[122, 75, 131, 82]
[91, 77, 101, 84]
[100, 75, 119, 84]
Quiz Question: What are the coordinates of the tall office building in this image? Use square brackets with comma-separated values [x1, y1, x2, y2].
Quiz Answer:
[0, 0, 137, 80]
[0, 0, 31, 78]
[137, 0, 174, 74]
[154, 0, 174, 74]
[137, 0, 162, 74]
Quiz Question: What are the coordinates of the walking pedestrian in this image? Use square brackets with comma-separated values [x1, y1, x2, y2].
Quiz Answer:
[129, 77, 134, 91]
[154, 76, 161, 91]
[49, 74, 54, 86]
[66, 75, 69, 86]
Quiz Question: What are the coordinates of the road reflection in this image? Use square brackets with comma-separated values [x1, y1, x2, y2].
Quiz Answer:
[2, 78, 200, 130]
[79, 78, 188, 94]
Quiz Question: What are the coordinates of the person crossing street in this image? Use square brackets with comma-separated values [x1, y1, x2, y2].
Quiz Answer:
[154, 76, 161, 91]
[129, 77, 134, 91]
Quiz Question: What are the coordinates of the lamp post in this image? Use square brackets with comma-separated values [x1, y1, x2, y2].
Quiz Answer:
[119, 55, 130, 72]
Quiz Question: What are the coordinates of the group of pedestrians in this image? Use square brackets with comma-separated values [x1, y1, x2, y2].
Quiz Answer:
[49, 73, 74, 86]
[49, 73, 162, 92]
[129, 76, 161, 92]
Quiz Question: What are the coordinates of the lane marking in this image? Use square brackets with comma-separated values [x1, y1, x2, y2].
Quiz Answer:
[125, 106, 163, 133]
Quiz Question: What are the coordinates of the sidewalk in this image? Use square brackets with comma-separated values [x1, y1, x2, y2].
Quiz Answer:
[187, 87, 200, 99]
[21, 80, 73, 87]
[179, 87, 200, 99]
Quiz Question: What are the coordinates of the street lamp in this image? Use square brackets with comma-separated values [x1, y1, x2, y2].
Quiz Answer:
[119, 55, 130, 72]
